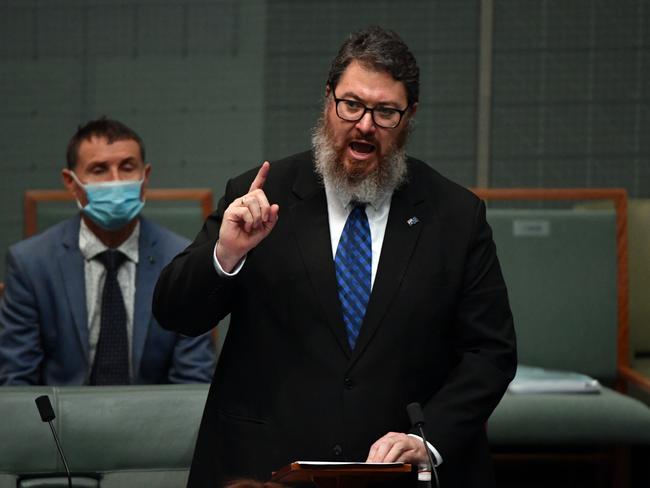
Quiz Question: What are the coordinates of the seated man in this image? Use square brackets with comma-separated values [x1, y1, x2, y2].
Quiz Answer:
[0, 117, 215, 385]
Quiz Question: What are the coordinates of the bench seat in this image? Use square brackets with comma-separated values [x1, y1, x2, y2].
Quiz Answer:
[0, 385, 208, 488]
[490, 387, 650, 446]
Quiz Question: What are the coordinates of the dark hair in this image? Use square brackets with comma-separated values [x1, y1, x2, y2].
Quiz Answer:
[66, 117, 146, 169]
[326, 26, 420, 106]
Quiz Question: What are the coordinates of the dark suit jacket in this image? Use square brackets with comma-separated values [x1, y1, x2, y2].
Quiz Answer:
[153, 151, 517, 487]
[0, 215, 215, 385]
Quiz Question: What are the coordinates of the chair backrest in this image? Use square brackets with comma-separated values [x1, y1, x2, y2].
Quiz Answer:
[24, 189, 213, 240]
[628, 199, 650, 356]
[487, 208, 617, 380]
[472, 188, 629, 385]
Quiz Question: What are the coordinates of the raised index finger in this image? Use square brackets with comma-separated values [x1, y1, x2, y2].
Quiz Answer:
[249, 161, 270, 192]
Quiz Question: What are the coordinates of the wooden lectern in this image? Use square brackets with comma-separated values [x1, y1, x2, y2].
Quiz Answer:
[271, 462, 414, 488]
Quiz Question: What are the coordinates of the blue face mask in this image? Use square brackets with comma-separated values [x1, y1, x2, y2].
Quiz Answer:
[70, 172, 145, 231]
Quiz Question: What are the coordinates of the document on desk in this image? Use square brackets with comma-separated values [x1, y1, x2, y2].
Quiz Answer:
[508, 364, 601, 394]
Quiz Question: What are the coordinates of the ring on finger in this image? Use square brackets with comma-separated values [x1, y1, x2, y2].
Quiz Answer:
[241, 197, 246, 206]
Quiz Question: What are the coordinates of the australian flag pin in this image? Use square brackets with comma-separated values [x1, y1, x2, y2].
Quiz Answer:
[407, 216, 419, 226]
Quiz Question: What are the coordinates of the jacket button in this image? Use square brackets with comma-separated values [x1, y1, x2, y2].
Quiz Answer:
[333, 444, 343, 456]
[344, 377, 354, 389]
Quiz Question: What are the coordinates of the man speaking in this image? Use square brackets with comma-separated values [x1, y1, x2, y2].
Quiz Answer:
[154, 26, 516, 487]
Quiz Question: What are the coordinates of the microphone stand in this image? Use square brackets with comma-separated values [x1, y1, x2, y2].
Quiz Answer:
[35, 395, 73, 488]
[46, 421, 72, 488]
[407, 402, 440, 488]
[414, 422, 440, 488]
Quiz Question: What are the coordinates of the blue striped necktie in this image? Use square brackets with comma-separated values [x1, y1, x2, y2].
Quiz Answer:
[335, 204, 371, 349]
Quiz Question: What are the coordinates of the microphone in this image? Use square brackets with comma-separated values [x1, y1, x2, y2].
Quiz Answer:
[35, 395, 73, 488]
[407, 402, 440, 488]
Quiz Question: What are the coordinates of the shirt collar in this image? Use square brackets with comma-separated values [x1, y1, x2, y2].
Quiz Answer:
[79, 219, 140, 264]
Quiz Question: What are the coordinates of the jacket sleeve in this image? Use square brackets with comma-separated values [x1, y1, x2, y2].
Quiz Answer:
[0, 248, 43, 385]
[422, 198, 517, 465]
[167, 330, 216, 383]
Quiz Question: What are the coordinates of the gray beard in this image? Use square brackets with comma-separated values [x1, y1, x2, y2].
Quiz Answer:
[311, 116, 409, 207]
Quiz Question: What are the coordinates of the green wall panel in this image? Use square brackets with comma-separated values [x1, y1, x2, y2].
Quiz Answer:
[1, 0, 649, 289]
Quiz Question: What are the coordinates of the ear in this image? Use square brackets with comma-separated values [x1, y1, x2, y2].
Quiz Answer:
[141, 163, 152, 199]
[62, 169, 87, 206]
[409, 102, 418, 118]
[325, 84, 331, 97]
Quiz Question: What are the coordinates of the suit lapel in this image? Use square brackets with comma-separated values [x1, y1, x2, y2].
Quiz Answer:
[288, 157, 430, 361]
[132, 218, 157, 379]
[58, 216, 90, 363]
[351, 178, 427, 362]
[289, 163, 352, 357]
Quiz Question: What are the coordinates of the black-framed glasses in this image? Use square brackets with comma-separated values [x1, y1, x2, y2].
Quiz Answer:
[331, 88, 409, 129]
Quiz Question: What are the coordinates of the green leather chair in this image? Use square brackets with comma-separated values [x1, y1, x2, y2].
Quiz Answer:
[484, 206, 650, 485]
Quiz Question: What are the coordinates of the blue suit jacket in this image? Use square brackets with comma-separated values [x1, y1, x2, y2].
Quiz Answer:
[0, 215, 215, 385]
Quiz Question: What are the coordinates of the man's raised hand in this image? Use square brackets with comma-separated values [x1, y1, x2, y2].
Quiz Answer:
[216, 161, 279, 272]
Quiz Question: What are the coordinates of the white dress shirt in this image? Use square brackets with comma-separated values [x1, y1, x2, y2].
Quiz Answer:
[324, 184, 391, 289]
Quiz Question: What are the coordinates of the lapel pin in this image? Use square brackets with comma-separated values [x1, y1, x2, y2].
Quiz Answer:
[148, 255, 155, 264]
[407, 216, 419, 227]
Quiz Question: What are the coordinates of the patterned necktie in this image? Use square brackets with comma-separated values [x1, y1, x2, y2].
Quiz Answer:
[90, 249, 130, 385]
[335, 204, 372, 349]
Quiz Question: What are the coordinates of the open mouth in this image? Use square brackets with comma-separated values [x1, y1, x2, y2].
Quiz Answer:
[349, 141, 376, 154]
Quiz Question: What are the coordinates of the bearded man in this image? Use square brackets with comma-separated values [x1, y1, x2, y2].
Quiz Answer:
[154, 26, 516, 488]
